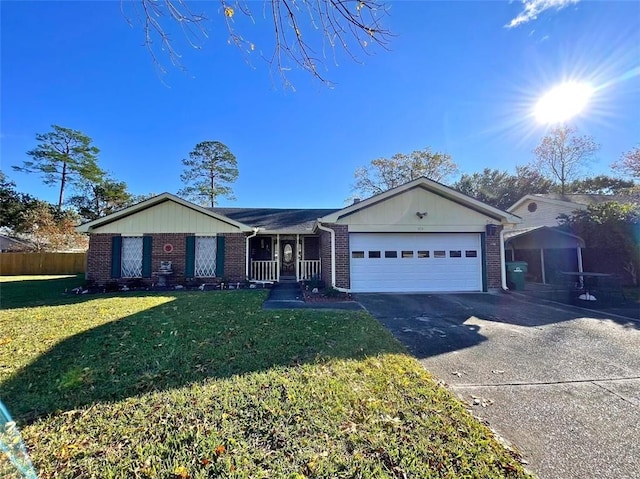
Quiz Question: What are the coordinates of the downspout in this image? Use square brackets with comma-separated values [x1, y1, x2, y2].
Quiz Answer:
[246, 227, 260, 280]
[316, 221, 350, 293]
[316, 221, 336, 288]
[500, 226, 509, 291]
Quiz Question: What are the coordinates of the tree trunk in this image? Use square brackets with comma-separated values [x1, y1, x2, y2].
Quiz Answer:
[59, 161, 67, 209]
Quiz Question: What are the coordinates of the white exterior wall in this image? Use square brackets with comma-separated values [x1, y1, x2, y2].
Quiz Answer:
[510, 199, 586, 228]
[91, 201, 241, 234]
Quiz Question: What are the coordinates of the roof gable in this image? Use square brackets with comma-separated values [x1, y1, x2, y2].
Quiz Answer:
[319, 177, 521, 225]
[77, 193, 252, 233]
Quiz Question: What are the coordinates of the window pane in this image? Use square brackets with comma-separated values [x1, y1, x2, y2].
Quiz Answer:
[121, 237, 143, 278]
[450, 250, 462, 258]
[465, 250, 478, 258]
[417, 251, 429, 258]
[352, 251, 364, 258]
[434, 250, 446, 258]
[195, 236, 217, 277]
[401, 251, 414, 258]
[384, 250, 397, 258]
[368, 251, 381, 258]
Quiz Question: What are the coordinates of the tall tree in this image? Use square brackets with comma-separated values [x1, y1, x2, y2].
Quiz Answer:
[352, 147, 458, 198]
[13, 125, 103, 209]
[178, 141, 239, 207]
[531, 125, 599, 195]
[68, 176, 134, 222]
[126, 0, 391, 87]
[612, 146, 640, 179]
[453, 166, 553, 210]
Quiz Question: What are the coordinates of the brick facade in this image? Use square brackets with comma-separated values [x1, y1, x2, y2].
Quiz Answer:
[86, 233, 119, 284]
[485, 226, 504, 289]
[86, 232, 246, 286]
[222, 233, 246, 282]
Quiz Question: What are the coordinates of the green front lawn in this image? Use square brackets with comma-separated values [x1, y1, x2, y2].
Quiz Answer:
[0, 276, 530, 478]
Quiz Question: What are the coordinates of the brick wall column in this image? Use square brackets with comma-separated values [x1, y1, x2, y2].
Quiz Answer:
[486, 225, 504, 289]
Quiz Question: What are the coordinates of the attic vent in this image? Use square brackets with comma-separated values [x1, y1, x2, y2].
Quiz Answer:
[528, 202, 538, 213]
[352, 198, 361, 205]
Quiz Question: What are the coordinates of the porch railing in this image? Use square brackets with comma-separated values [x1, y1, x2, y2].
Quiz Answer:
[251, 260, 278, 282]
[299, 260, 321, 280]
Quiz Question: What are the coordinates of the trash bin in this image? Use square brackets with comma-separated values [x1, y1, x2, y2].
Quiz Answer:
[505, 262, 528, 291]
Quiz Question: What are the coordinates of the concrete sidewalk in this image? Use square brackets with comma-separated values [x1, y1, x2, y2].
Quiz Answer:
[357, 292, 640, 479]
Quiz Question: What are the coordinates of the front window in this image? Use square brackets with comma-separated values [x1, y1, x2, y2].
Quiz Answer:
[121, 237, 143, 278]
[195, 236, 217, 277]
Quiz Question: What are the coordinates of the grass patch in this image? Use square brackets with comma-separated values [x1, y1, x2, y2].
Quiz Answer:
[1, 276, 531, 478]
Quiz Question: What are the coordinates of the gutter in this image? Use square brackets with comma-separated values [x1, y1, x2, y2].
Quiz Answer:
[316, 221, 350, 293]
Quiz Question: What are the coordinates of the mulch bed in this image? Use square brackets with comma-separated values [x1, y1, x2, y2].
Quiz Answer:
[302, 289, 354, 303]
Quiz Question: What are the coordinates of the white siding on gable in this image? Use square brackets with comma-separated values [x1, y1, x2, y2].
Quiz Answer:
[337, 186, 497, 233]
[510, 200, 586, 228]
[91, 200, 241, 234]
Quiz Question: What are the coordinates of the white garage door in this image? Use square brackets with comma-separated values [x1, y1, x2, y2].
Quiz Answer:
[349, 233, 483, 293]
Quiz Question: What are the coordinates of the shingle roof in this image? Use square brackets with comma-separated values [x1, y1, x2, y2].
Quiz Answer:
[210, 208, 340, 232]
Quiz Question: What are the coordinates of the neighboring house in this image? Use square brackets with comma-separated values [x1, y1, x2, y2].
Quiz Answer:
[507, 193, 630, 229]
[505, 194, 631, 284]
[0, 234, 33, 253]
[77, 177, 521, 293]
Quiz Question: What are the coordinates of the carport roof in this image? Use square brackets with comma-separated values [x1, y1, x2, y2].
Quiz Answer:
[504, 226, 585, 248]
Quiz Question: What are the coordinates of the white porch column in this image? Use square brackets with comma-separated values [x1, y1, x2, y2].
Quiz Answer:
[540, 248, 546, 284]
[276, 234, 280, 282]
[295, 234, 300, 281]
[577, 245, 584, 273]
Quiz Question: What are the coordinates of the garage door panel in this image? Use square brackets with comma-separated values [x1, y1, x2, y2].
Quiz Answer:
[349, 233, 482, 292]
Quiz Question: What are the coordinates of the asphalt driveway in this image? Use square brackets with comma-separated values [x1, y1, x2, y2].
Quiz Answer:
[357, 292, 640, 479]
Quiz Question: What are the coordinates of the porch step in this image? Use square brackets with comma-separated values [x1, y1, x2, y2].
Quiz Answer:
[279, 276, 298, 283]
[267, 282, 303, 301]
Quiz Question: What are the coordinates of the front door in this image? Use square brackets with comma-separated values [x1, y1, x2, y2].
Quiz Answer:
[280, 239, 296, 277]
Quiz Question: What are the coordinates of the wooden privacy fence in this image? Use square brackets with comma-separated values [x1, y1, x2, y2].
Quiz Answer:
[0, 253, 86, 275]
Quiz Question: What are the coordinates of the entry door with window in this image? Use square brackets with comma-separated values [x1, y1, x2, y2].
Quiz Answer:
[280, 239, 296, 276]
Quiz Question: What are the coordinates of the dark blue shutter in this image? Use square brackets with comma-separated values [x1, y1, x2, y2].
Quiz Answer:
[142, 236, 152, 278]
[185, 235, 195, 277]
[111, 236, 122, 278]
[216, 236, 225, 277]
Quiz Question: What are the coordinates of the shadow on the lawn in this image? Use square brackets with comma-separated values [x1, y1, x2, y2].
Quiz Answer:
[0, 275, 89, 309]
[2, 291, 406, 425]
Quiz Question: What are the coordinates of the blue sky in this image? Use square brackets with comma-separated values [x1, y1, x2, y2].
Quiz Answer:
[2, 1, 639, 208]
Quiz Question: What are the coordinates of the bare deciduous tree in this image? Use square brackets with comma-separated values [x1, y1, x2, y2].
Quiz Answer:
[612, 146, 640, 179]
[123, 0, 391, 87]
[352, 147, 458, 198]
[532, 125, 599, 196]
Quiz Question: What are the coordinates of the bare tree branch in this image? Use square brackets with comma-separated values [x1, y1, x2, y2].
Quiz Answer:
[123, 0, 392, 88]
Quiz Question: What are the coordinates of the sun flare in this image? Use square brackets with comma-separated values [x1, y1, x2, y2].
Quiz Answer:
[534, 81, 594, 124]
